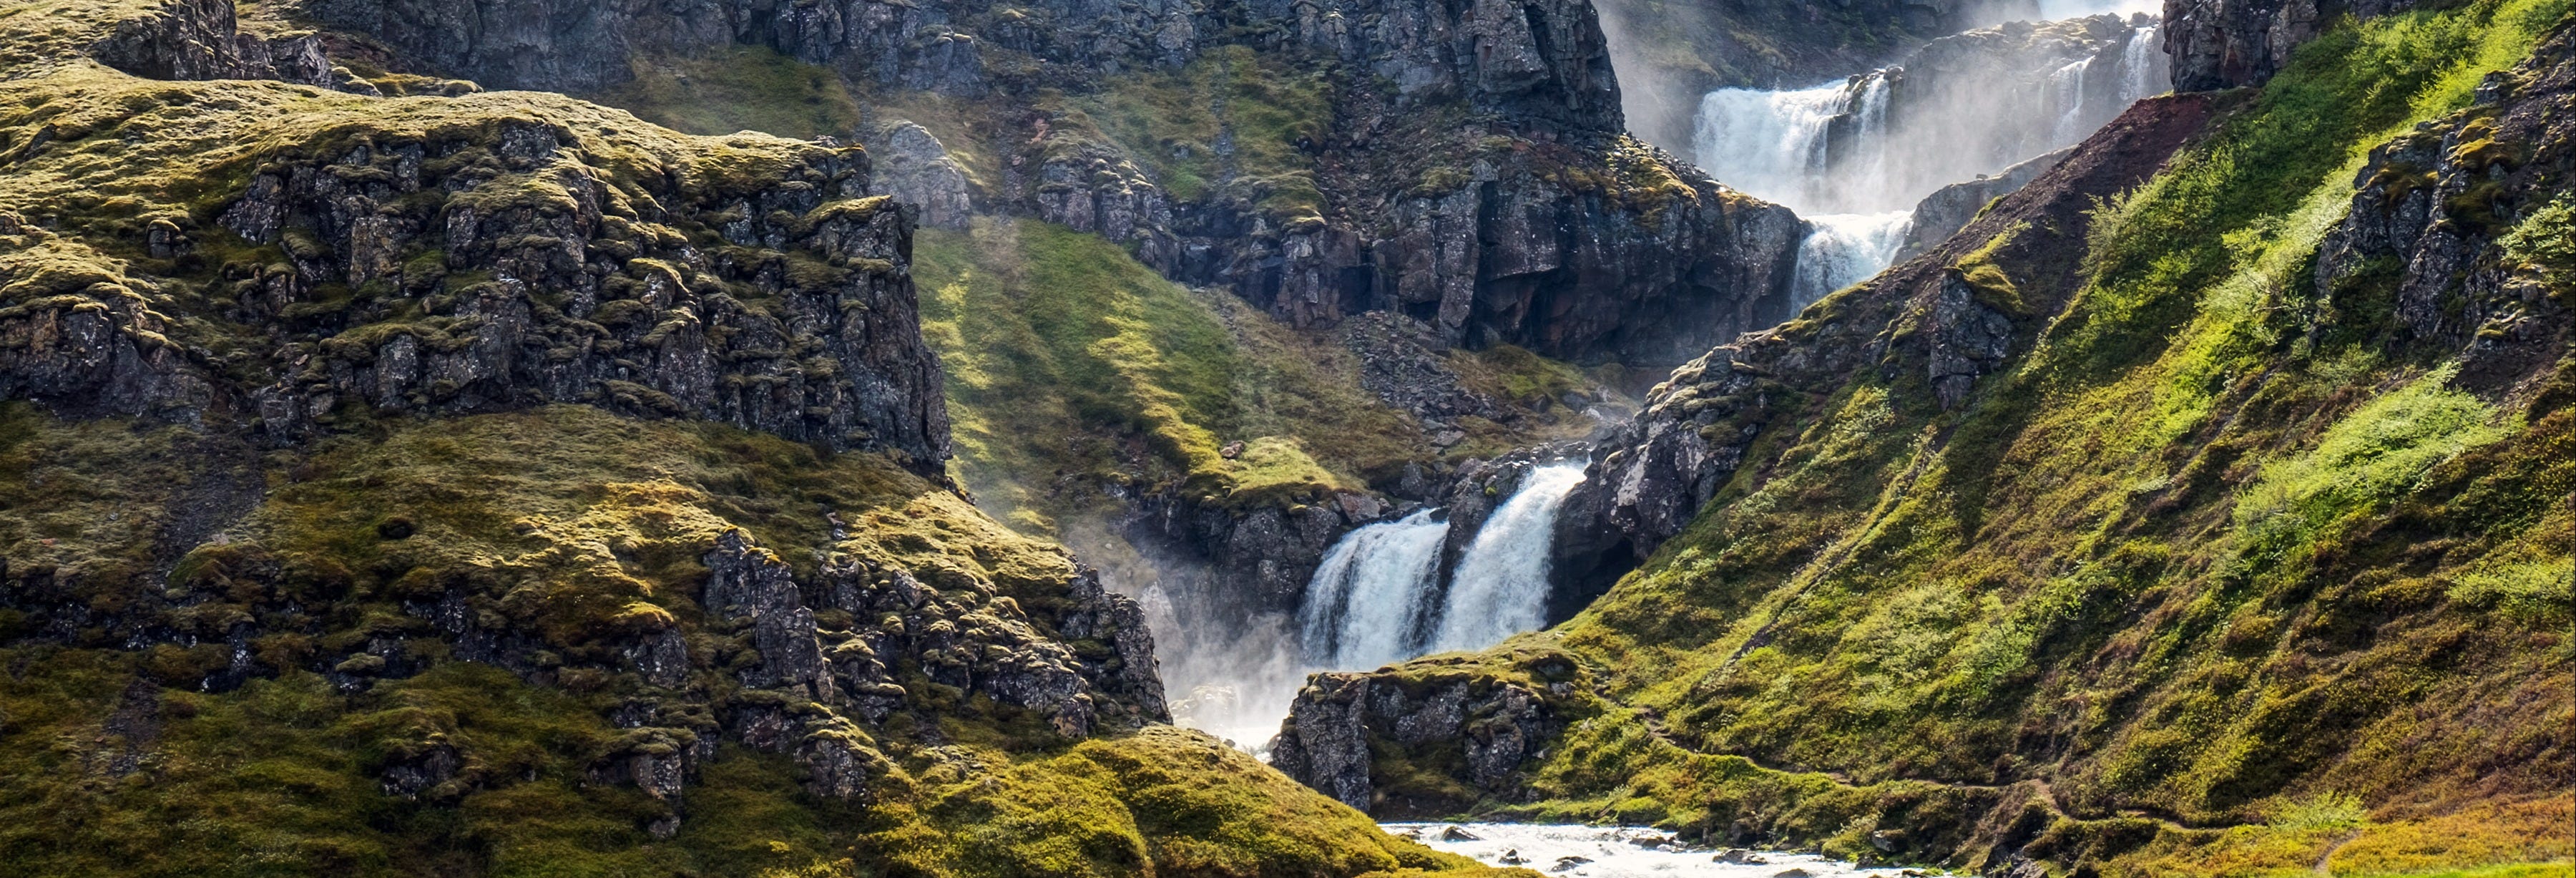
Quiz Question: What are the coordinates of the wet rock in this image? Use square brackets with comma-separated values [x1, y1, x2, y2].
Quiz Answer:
[1439, 825, 1481, 842]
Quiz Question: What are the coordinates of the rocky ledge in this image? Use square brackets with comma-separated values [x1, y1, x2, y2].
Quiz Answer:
[0, 80, 949, 470]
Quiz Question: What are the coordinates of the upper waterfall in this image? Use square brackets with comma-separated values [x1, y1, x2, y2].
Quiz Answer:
[1694, 11, 2172, 307]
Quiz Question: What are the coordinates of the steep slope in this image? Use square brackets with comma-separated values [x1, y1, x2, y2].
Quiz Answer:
[1278, 0, 2575, 874]
[0, 2, 1497, 874]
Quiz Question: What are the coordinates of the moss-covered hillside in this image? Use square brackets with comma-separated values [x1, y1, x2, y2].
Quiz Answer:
[1292, 0, 2576, 875]
[0, 2, 1506, 874]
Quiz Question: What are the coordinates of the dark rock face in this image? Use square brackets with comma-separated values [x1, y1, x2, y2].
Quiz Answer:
[1120, 489, 1371, 621]
[90, 0, 340, 88]
[1230, 0, 1624, 132]
[1339, 311, 1497, 434]
[2161, 0, 2419, 91]
[292, 0, 1209, 95]
[1156, 135, 1804, 368]
[704, 530, 1167, 740]
[1270, 670, 1557, 814]
[2314, 29, 2575, 395]
[0, 522, 1165, 829]
[295, 0, 1809, 370]
[231, 126, 947, 467]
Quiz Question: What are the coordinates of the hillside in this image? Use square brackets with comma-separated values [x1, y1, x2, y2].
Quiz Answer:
[1278, 0, 2574, 874]
[0, 1, 1499, 874]
[2, 0, 2570, 872]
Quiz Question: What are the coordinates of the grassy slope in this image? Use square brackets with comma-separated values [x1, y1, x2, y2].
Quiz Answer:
[911, 217, 1602, 536]
[1368, 1, 2575, 874]
[0, 406, 1472, 877]
[0, 4, 1492, 872]
[573, 41, 1607, 538]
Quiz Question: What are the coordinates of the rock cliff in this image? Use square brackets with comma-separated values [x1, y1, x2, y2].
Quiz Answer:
[290, 0, 1810, 369]
[1, 75, 949, 470]
[2161, 0, 2421, 89]
[1554, 90, 2221, 599]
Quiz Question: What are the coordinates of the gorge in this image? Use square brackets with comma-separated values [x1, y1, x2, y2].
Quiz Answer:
[0, 0, 2567, 873]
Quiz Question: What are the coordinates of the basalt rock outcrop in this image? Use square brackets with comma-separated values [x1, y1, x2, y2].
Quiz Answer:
[1, 2, 1172, 845]
[1, 85, 949, 470]
[2313, 26, 2575, 394]
[2160, 0, 2422, 90]
[1270, 659, 1566, 815]
[1175, 136, 1806, 366]
[1896, 146, 2072, 261]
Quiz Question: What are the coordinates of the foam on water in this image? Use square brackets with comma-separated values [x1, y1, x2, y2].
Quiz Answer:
[1387, 823, 1911, 877]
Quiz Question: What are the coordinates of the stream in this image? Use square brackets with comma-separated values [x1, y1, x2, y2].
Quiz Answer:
[1389, 823, 1913, 877]
[1163, 0, 2180, 757]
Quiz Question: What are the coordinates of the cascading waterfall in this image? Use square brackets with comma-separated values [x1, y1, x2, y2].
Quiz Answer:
[2124, 24, 2168, 99]
[1694, 71, 1896, 213]
[1791, 212, 1915, 308]
[1429, 464, 1592, 653]
[1297, 510, 1451, 670]
[2047, 56, 2094, 143]
[1695, 8, 2171, 308]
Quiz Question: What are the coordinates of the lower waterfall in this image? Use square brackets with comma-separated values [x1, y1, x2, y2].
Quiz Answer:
[1298, 510, 1451, 670]
[1205, 463, 1594, 751]
[1430, 464, 1592, 653]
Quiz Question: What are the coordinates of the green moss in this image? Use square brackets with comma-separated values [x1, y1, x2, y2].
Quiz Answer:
[585, 44, 866, 140]
[0, 402, 1487, 876]
[1069, 46, 1332, 215]
[1338, 1, 2576, 874]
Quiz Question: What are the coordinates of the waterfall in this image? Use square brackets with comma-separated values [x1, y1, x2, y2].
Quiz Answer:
[1792, 212, 1915, 308]
[1431, 464, 1590, 653]
[1694, 11, 2169, 307]
[1694, 82, 1853, 211]
[2122, 24, 2170, 102]
[1297, 510, 1451, 669]
[2047, 57, 2094, 144]
[1695, 70, 1899, 214]
[2038, 0, 2165, 17]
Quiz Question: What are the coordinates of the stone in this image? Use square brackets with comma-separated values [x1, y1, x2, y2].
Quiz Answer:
[2163, 0, 2425, 91]
[866, 122, 978, 230]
